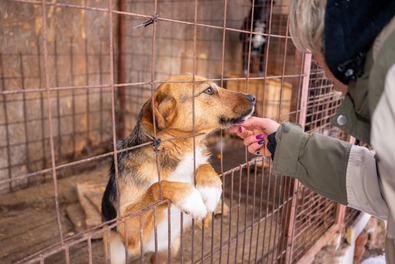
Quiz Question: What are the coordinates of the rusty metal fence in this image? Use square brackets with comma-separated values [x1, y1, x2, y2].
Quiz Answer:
[0, 0, 360, 263]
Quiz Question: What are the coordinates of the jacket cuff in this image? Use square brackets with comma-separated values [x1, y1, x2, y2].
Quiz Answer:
[272, 122, 304, 176]
[266, 132, 277, 159]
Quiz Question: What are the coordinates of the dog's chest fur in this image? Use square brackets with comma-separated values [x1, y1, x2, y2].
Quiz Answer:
[119, 144, 209, 213]
[154, 146, 209, 185]
[144, 146, 209, 251]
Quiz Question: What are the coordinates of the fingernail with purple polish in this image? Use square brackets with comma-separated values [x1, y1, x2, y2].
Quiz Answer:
[258, 139, 265, 145]
[238, 127, 243, 133]
[256, 134, 264, 140]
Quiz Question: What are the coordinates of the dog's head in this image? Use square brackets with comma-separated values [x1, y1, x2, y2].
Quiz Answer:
[142, 75, 255, 134]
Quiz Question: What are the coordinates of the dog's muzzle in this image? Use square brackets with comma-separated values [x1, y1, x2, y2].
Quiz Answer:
[246, 94, 256, 105]
[244, 94, 256, 119]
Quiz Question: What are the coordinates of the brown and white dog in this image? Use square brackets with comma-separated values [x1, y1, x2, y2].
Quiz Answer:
[101, 74, 255, 263]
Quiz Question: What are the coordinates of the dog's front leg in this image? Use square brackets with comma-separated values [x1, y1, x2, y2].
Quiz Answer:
[148, 180, 208, 219]
[195, 164, 222, 213]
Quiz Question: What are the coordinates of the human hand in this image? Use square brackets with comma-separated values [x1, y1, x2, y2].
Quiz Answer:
[228, 117, 280, 156]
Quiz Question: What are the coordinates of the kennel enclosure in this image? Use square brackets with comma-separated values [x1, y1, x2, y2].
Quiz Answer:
[0, 0, 361, 263]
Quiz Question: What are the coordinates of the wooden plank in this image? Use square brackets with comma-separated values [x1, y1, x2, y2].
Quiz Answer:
[76, 182, 105, 228]
[66, 203, 87, 232]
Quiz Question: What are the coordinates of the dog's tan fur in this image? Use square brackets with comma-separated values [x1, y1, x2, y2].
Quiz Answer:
[101, 74, 255, 263]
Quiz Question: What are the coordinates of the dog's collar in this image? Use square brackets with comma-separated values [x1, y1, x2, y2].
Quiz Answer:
[143, 131, 207, 154]
[144, 132, 162, 154]
[152, 137, 161, 149]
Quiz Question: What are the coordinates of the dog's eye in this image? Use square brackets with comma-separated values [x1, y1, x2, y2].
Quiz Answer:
[203, 86, 215, 95]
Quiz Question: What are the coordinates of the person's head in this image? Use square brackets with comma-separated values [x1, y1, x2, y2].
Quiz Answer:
[289, 0, 347, 94]
[289, 0, 326, 54]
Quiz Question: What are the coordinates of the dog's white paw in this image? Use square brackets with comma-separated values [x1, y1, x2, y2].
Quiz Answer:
[178, 188, 207, 219]
[196, 186, 222, 213]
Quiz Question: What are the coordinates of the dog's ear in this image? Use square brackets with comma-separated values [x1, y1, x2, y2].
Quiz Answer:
[153, 91, 177, 130]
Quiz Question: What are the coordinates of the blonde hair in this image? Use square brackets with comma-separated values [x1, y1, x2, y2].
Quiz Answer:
[289, 0, 327, 53]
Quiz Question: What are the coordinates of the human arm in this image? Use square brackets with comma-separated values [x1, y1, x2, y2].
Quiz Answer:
[273, 122, 387, 219]
[229, 118, 388, 218]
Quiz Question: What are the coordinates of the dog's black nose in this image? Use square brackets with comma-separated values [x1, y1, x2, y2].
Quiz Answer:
[246, 94, 256, 104]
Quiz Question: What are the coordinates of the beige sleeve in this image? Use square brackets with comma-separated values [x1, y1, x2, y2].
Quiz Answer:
[371, 64, 395, 238]
[345, 145, 388, 219]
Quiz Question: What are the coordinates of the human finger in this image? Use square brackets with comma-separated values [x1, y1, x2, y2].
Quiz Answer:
[228, 126, 240, 134]
[246, 140, 266, 156]
[240, 117, 280, 135]
[243, 133, 266, 147]
[228, 126, 254, 139]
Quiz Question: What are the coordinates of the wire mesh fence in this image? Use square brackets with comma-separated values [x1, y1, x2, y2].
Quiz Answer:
[0, 0, 360, 263]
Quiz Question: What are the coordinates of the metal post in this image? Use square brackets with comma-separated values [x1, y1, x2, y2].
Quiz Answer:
[284, 52, 312, 263]
[117, 0, 127, 139]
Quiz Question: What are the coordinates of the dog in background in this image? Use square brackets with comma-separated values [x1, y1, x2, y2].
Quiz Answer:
[101, 74, 256, 263]
[240, 0, 273, 76]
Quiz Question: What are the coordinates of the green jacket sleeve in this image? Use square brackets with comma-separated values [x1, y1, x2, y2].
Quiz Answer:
[272, 122, 352, 205]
